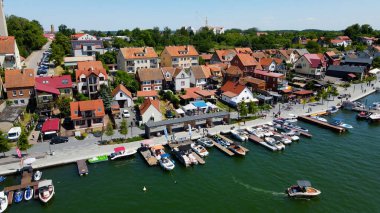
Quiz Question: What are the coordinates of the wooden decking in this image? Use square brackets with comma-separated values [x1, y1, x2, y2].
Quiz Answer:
[211, 139, 234, 156]
[298, 115, 346, 133]
[248, 135, 264, 143]
[139, 149, 158, 166]
[77, 160, 89, 176]
[191, 152, 205, 165]
[4, 170, 41, 204]
[218, 134, 249, 152]
[168, 140, 193, 149]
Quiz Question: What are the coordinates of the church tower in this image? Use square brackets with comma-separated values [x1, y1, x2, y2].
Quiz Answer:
[0, 0, 8, 36]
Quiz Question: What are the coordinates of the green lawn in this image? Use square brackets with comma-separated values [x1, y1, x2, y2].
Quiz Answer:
[216, 100, 236, 112]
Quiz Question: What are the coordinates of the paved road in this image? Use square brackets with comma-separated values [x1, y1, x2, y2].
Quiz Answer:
[24, 41, 51, 71]
[0, 79, 378, 175]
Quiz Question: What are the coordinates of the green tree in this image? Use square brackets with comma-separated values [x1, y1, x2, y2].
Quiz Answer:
[306, 41, 321, 53]
[248, 101, 259, 115]
[18, 131, 32, 153]
[55, 97, 71, 117]
[0, 131, 11, 156]
[105, 122, 114, 140]
[99, 85, 113, 111]
[119, 119, 128, 139]
[373, 57, 380, 68]
[76, 93, 89, 101]
[58, 24, 75, 37]
[113, 71, 140, 93]
[7, 15, 47, 56]
[239, 102, 248, 117]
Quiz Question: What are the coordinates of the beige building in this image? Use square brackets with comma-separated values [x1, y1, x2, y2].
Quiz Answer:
[117, 47, 159, 74]
[160, 45, 199, 68]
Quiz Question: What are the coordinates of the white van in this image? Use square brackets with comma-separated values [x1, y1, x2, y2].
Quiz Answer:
[8, 127, 22, 141]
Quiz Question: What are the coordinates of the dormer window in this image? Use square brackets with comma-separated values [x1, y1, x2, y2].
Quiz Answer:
[166, 73, 170, 78]
[62, 80, 68, 84]
[74, 110, 78, 115]
[98, 107, 102, 112]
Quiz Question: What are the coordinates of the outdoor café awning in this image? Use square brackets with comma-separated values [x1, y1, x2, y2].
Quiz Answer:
[151, 145, 164, 151]
[183, 104, 197, 111]
[347, 73, 356, 78]
[176, 108, 185, 114]
[369, 68, 380, 74]
[257, 95, 272, 101]
[41, 118, 60, 133]
[114, 146, 125, 152]
[206, 102, 218, 109]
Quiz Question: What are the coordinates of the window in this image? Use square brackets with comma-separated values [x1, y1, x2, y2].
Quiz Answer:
[20, 100, 25, 104]
[64, 89, 71, 94]
[76, 120, 85, 125]
[62, 80, 68, 84]
[119, 93, 123, 97]
[74, 110, 78, 115]
[12, 91, 16, 96]
[181, 81, 185, 86]
[99, 77, 104, 81]
[98, 107, 102, 112]
[19, 90, 23, 96]
[181, 74, 185, 78]
[13, 100, 18, 104]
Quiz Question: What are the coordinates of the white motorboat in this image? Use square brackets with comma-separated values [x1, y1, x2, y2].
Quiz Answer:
[246, 127, 264, 138]
[327, 106, 339, 114]
[158, 153, 175, 171]
[24, 186, 33, 201]
[33, 170, 42, 181]
[369, 102, 380, 110]
[197, 137, 214, 148]
[330, 119, 353, 129]
[265, 137, 285, 150]
[287, 180, 321, 198]
[173, 145, 198, 166]
[0, 191, 8, 213]
[311, 116, 327, 122]
[290, 135, 300, 141]
[38, 179, 55, 203]
[285, 114, 298, 123]
[230, 130, 248, 142]
[273, 135, 292, 145]
[109, 147, 137, 160]
[369, 113, 380, 122]
[228, 144, 246, 156]
[188, 153, 198, 165]
[191, 144, 209, 157]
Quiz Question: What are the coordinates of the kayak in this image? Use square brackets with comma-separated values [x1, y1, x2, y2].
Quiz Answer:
[88, 155, 109, 163]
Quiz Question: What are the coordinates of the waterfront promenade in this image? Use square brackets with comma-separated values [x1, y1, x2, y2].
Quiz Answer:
[0, 80, 378, 175]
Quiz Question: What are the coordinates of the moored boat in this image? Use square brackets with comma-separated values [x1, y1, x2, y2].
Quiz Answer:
[369, 113, 380, 122]
[228, 144, 246, 156]
[151, 145, 166, 160]
[24, 186, 33, 201]
[287, 180, 321, 198]
[191, 144, 209, 157]
[356, 111, 370, 120]
[109, 147, 137, 160]
[265, 137, 285, 150]
[230, 129, 248, 142]
[158, 153, 175, 170]
[330, 118, 353, 129]
[33, 170, 42, 181]
[38, 180, 55, 203]
[0, 191, 8, 213]
[311, 116, 328, 122]
[213, 135, 230, 147]
[197, 137, 214, 148]
[13, 190, 23, 203]
[246, 127, 264, 138]
[88, 155, 109, 163]
[327, 106, 339, 114]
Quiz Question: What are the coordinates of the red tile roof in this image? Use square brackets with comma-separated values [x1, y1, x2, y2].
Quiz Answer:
[71, 33, 86, 39]
[0, 36, 15, 54]
[164, 45, 199, 57]
[112, 84, 132, 98]
[222, 91, 237, 98]
[234, 47, 253, 54]
[235, 53, 259, 67]
[220, 81, 246, 95]
[303, 54, 323, 68]
[35, 75, 72, 95]
[215, 49, 236, 62]
[225, 65, 243, 76]
[254, 69, 284, 78]
[336, 36, 351, 41]
[200, 53, 212, 60]
[76, 61, 107, 82]
[137, 90, 158, 97]
[5, 69, 35, 89]
[70, 99, 105, 120]
[41, 118, 60, 133]
[139, 98, 160, 115]
[120, 47, 158, 59]
[293, 90, 314, 95]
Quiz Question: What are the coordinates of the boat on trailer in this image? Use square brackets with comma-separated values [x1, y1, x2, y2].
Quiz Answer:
[287, 180, 321, 198]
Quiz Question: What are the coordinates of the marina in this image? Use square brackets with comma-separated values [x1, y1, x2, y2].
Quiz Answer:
[297, 115, 346, 133]
[248, 134, 278, 151]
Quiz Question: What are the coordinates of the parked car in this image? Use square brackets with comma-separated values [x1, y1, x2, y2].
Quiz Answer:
[50, 136, 69, 144]
[7, 127, 21, 141]
[122, 109, 130, 118]
[166, 110, 174, 118]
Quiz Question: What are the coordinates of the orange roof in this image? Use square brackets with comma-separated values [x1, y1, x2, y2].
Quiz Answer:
[76, 61, 107, 82]
[235, 53, 258, 67]
[71, 33, 86, 39]
[5, 69, 35, 89]
[234, 47, 253, 54]
[215, 49, 236, 62]
[139, 98, 160, 115]
[112, 84, 132, 98]
[220, 81, 246, 95]
[325, 51, 336, 57]
[222, 91, 237, 98]
[0, 36, 16, 54]
[259, 58, 275, 67]
[164, 45, 199, 57]
[225, 65, 243, 76]
[120, 47, 158, 59]
[251, 52, 267, 59]
[137, 90, 158, 97]
[293, 90, 314, 95]
[70, 99, 105, 120]
[200, 53, 212, 60]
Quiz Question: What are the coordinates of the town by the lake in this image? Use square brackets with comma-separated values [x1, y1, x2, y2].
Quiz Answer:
[0, 0, 379, 212]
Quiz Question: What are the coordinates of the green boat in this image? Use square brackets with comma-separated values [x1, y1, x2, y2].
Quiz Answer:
[88, 155, 109, 163]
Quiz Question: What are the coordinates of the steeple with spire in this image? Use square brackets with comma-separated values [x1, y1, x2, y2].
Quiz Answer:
[0, 0, 8, 36]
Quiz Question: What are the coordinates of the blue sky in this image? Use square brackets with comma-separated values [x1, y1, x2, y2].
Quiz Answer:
[4, 0, 380, 31]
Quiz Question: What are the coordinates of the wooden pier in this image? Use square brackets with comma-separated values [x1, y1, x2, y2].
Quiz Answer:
[4, 170, 41, 204]
[7, 191, 13, 205]
[77, 160, 89, 176]
[248, 135, 277, 151]
[218, 134, 249, 152]
[211, 139, 234, 156]
[298, 116, 346, 133]
[168, 140, 193, 149]
[139, 148, 158, 166]
[191, 152, 205, 165]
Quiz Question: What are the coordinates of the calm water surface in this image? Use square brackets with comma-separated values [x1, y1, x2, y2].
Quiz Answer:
[3, 94, 380, 213]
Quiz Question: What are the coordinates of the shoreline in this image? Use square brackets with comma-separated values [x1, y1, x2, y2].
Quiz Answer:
[0, 86, 378, 176]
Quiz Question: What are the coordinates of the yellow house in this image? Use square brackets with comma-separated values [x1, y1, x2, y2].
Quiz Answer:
[160, 45, 199, 68]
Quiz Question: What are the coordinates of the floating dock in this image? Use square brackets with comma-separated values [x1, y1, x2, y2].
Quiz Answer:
[218, 134, 249, 152]
[248, 135, 277, 151]
[168, 140, 193, 149]
[139, 148, 158, 166]
[4, 170, 41, 204]
[191, 152, 205, 165]
[77, 160, 89, 176]
[211, 138, 234, 156]
[298, 116, 346, 133]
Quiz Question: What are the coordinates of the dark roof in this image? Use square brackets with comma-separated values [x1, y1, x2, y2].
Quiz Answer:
[327, 65, 366, 73]
[343, 57, 372, 65]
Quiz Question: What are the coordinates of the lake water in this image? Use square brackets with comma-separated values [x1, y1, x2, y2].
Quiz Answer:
[4, 93, 380, 213]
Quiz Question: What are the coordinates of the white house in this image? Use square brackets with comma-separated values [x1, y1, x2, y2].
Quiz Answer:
[294, 54, 325, 78]
[139, 98, 162, 124]
[71, 40, 105, 57]
[331, 39, 348, 47]
[189, 65, 211, 89]
[112, 84, 133, 108]
[173, 68, 190, 91]
[220, 81, 257, 107]
[75, 61, 108, 96]
[0, 36, 21, 69]
[117, 47, 159, 74]
[71, 33, 97, 40]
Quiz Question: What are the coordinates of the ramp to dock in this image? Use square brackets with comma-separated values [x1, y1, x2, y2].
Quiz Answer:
[77, 160, 89, 176]
[298, 116, 345, 133]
